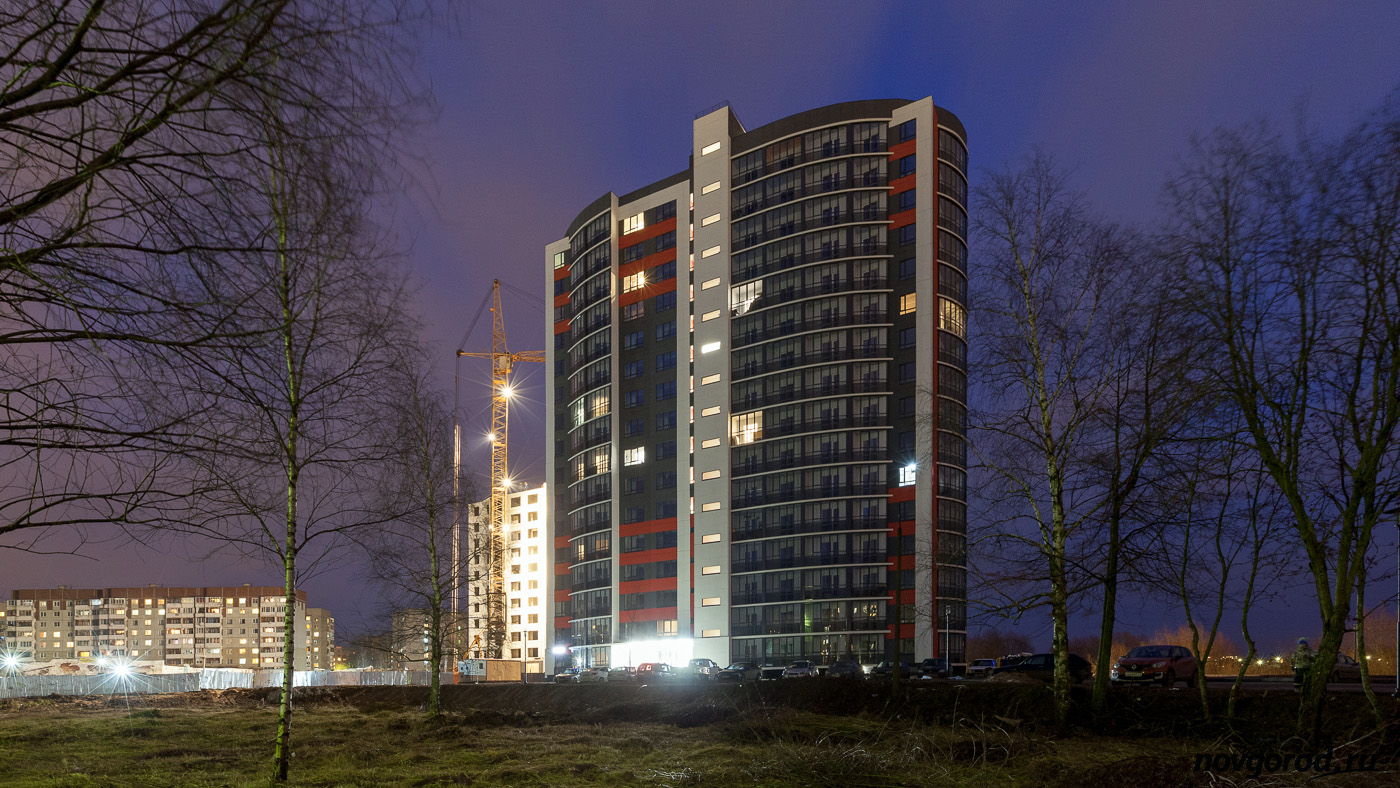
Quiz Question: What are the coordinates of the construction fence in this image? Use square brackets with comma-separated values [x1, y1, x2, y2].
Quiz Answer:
[0, 669, 467, 699]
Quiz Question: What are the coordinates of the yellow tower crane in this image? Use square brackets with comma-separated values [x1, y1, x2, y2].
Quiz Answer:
[454, 280, 543, 659]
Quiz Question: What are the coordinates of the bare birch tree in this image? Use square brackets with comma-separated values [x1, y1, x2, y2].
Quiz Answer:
[1164, 99, 1400, 740]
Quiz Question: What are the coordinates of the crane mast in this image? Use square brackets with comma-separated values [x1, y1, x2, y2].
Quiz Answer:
[453, 280, 543, 660]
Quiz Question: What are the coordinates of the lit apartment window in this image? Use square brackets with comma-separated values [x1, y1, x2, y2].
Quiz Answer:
[899, 464, 917, 486]
[623, 212, 645, 234]
[900, 293, 916, 315]
[729, 412, 762, 445]
[622, 271, 646, 293]
[624, 447, 646, 466]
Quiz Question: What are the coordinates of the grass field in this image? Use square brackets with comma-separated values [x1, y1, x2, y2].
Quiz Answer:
[0, 683, 1395, 787]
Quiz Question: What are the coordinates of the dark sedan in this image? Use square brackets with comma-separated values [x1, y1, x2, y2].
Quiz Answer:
[715, 662, 761, 682]
[867, 661, 912, 680]
[991, 653, 1093, 684]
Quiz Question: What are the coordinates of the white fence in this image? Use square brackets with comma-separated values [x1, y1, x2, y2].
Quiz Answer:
[0, 670, 457, 699]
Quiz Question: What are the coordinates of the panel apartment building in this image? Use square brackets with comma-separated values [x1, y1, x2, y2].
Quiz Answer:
[546, 99, 969, 672]
[2, 585, 335, 670]
[462, 483, 549, 674]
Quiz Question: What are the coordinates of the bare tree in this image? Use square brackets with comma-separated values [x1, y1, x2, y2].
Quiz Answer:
[971, 151, 1129, 727]
[363, 346, 478, 719]
[1164, 99, 1400, 740]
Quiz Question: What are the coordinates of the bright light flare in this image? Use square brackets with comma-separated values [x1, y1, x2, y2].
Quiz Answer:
[500, 385, 514, 399]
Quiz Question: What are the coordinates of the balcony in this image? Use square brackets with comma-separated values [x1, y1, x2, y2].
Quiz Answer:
[731, 550, 887, 573]
[730, 584, 888, 606]
[732, 515, 886, 542]
[732, 208, 889, 252]
[733, 140, 889, 187]
[733, 345, 890, 380]
[733, 311, 889, 349]
[731, 446, 887, 477]
[732, 481, 888, 509]
[734, 243, 891, 283]
[732, 378, 889, 411]
[730, 618, 888, 637]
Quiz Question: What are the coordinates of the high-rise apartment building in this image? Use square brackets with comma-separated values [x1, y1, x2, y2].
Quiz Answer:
[545, 99, 969, 672]
[463, 483, 549, 673]
[2, 585, 328, 670]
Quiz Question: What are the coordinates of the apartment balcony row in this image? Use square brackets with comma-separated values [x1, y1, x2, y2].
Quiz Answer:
[732, 378, 889, 411]
[729, 619, 888, 637]
[732, 515, 887, 542]
[731, 584, 888, 605]
[733, 345, 890, 380]
[731, 550, 887, 574]
[733, 242, 890, 283]
[734, 413, 891, 443]
[732, 209, 889, 252]
[732, 311, 889, 349]
[733, 140, 890, 187]
[731, 447, 888, 477]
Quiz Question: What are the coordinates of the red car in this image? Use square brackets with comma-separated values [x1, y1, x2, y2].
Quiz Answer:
[1111, 645, 1197, 688]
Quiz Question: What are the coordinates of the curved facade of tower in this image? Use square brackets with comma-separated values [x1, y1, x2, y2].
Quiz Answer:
[545, 98, 967, 671]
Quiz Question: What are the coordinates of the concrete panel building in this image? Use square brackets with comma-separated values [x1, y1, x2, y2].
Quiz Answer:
[546, 99, 969, 672]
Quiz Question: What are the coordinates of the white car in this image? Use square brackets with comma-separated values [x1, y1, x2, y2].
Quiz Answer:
[577, 667, 610, 683]
[688, 658, 720, 678]
[966, 658, 998, 678]
[781, 660, 819, 678]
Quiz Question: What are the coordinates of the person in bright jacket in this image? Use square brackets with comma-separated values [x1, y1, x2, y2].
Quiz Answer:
[1292, 638, 1315, 689]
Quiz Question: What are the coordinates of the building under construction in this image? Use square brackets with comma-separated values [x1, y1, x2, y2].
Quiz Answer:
[462, 484, 549, 676]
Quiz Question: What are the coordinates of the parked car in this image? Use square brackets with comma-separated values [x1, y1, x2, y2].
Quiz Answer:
[577, 666, 611, 683]
[1110, 645, 1197, 688]
[999, 653, 1033, 667]
[1328, 653, 1363, 683]
[825, 660, 865, 679]
[966, 659, 998, 678]
[992, 653, 1093, 684]
[608, 666, 636, 682]
[917, 658, 948, 678]
[867, 661, 912, 680]
[781, 660, 819, 678]
[635, 662, 674, 682]
[688, 658, 720, 679]
[715, 662, 762, 682]
[554, 668, 581, 684]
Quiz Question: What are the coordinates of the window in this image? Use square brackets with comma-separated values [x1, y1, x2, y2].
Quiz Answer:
[622, 271, 647, 293]
[624, 389, 644, 408]
[939, 297, 967, 339]
[623, 330, 645, 350]
[656, 381, 676, 400]
[656, 471, 677, 489]
[729, 412, 762, 445]
[899, 431, 915, 454]
[656, 500, 677, 518]
[624, 477, 645, 494]
[625, 360, 644, 379]
[899, 327, 916, 349]
[656, 351, 676, 370]
[656, 321, 676, 341]
[897, 154, 916, 177]
[899, 464, 917, 486]
[899, 397, 914, 417]
[899, 362, 916, 383]
[624, 447, 646, 466]
[898, 224, 916, 246]
[623, 212, 645, 234]
[701, 533, 721, 544]
[896, 189, 916, 212]
[624, 418, 645, 437]
[624, 506, 646, 524]
[700, 374, 720, 386]
[656, 291, 676, 311]
[701, 565, 721, 575]
[701, 597, 721, 606]
[656, 441, 676, 459]
[700, 341, 721, 354]
[899, 258, 916, 280]
[900, 293, 916, 315]
[700, 501, 721, 512]
[896, 119, 916, 143]
[553, 251, 567, 270]
[623, 302, 644, 321]
[656, 411, 676, 430]
[656, 260, 676, 280]
[655, 231, 676, 252]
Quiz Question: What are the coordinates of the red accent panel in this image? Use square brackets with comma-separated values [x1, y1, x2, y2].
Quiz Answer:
[618, 277, 676, 308]
[554, 266, 571, 282]
[554, 320, 570, 335]
[554, 294, 570, 308]
[890, 210, 916, 229]
[619, 248, 678, 279]
[619, 578, 676, 595]
[554, 616, 570, 629]
[554, 562, 571, 576]
[554, 590, 571, 602]
[618, 606, 678, 624]
[619, 216, 677, 246]
[888, 173, 916, 193]
[889, 486, 916, 503]
[889, 139, 917, 159]
[620, 547, 678, 567]
[620, 517, 678, 537]
[898, 623, 916, 639]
